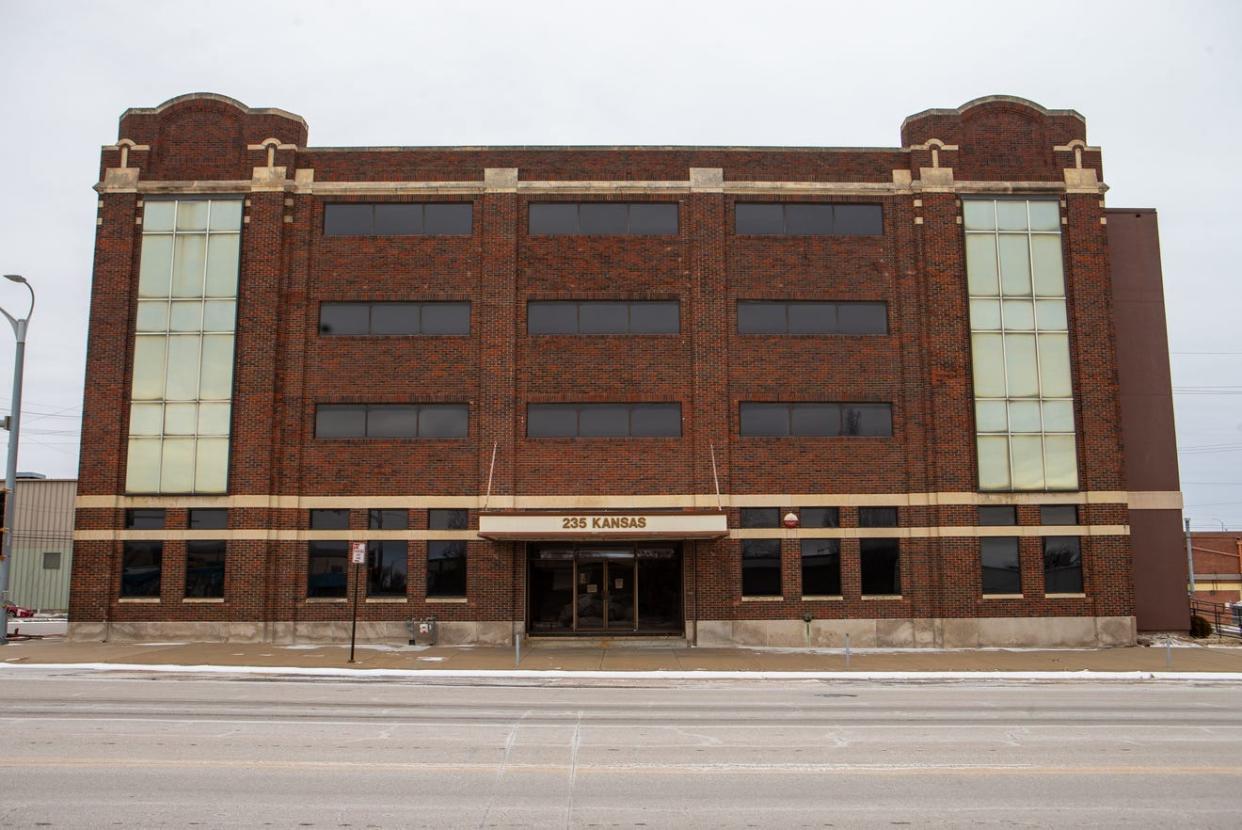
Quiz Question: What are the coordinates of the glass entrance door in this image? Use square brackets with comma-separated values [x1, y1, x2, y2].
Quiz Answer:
[530, 543, 681, 635]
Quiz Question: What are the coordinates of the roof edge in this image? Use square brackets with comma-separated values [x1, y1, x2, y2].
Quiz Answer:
[121, 93, 308, 130]
[901, 95, 1085, 133]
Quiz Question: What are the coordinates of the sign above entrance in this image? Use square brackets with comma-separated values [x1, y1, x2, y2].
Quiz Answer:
[479, 512, 728, 540]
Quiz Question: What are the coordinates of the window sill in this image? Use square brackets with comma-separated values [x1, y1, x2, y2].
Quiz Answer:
[801, 595, 844, 601]
[1045, 592, 1087, 598]
[427, 597, 467, 603]
[861, 594, 903, 601]
[305, 597, 348, 604]
[366, 597, 407, 603]
[981, 594, 1024, 600]
[741, 595, 784, 602]
[118, 597, 160, 604]
[183, 597, 224, 603]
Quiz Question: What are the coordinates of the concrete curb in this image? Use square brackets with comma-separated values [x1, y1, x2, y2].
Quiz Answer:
[4, 662, 1242, 682]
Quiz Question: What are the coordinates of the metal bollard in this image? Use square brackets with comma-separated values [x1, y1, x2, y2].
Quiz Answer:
[845, 633, 851, 669]
[515, 632, 522, 668]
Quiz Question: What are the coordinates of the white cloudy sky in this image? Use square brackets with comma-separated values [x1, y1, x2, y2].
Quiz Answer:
[0, 0, 1238, 527]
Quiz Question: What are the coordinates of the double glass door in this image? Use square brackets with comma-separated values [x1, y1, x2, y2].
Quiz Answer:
[528, 544, 682, 634]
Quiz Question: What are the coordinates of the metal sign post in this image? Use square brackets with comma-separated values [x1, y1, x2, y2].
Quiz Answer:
[349, 541, 366, 663]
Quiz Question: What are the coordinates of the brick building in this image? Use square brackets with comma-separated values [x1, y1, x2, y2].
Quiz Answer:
[1191, 532, 1242, 605]
[70, 93, 1189, 646]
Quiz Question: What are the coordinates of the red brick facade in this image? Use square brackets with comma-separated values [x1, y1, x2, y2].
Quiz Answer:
[68, 93, 1180, 646]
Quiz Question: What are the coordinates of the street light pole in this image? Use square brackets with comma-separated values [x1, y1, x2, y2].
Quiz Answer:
[0, 274, 35, 646]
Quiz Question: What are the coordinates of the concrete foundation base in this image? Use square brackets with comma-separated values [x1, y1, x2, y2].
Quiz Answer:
[694, 616, 1137, 648]
[68, 620, 522, 646]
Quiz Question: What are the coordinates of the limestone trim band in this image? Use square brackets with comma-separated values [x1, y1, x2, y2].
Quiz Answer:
[75, 524, 1128, 542]
[75, 490, 1180, 510]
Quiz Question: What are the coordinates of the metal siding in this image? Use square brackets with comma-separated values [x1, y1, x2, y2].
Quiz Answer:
[7, 479, 76, 611]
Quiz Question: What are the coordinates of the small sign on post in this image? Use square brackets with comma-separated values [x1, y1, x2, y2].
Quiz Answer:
[348, 542, 366, 663]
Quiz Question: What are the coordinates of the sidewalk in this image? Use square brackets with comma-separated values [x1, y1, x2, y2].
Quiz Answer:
[3, 637, 1242, 675]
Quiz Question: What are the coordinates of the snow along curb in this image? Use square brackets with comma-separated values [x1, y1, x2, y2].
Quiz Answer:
[2, 662, 1242, 682]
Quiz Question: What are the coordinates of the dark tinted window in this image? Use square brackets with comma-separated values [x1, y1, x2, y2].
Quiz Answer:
[527, 404, 681, 438]
[801, 539, 841, 596]
[801, 507, 840, 528]
[43, 551, 61, 570]
[529, 203, 679, 236]
[528, 301, 679, 335]
[188, 509, 228, 530]
[310, 509, 349, 530]
[978, 506, 1017, 526]
[740, 402, 893, 437]
[1040, 505, 1078, 525]
[185, 540, 225, 598]
[860, 539, 901, 595]
[741, 539, 782, 597]
[307, 541, 347, 598]
[735, 202, 882, 236]
[429, 509, 468, 530]
[858, 507, 898, 528]
[316, 404, 468, 439]
[125, 509, 165, 529]
[981, 537, 1021, 595]
[740, 508, 780, 528]
[121, 541, 162, 598]
[367, 540, 408, 597]
[320, 302, 470, 336]
[324, 203, 472, 236]
[738, 301, 887, 335]
[427, 541, 467, 597]
[368, 509, 408, 530]
[1043, 536, 1083, 593]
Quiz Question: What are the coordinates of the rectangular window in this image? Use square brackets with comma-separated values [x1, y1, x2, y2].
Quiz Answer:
[427, 541, 467, 597]
[319, 302, 470, 336]
[739, 402, 892, 437]
[188, 508, 228, 530]
[737, 301, 887, 335]
[185, 540, 226, 598]
[121, 541, 162, 598]
[1040, 505, 1078, 525]
[429, 509, 468, 530]
[323, 203, 472, 236]
[858, 507, 898, 528]
[800, 507, 840, 528]
[980, 537, 1021, 595]
[310, 509, 350, 530]
[367, 541, 408, 597]
[307, 541, 348, 598]
[740, 508, 780, 528]
[125, 508, 166, 529]
[128, 198, 241, 494]
[978, 505, 1016, 526]
[368, 509, 408, 530]
[741, 539, 782, 597]
[860, 539, 901, 595]
[801, 539, 841, 596]
[529, 203, 678, 236]
[965, 198, 1078, 492]
[315, 404, 469, 439]
[1043, 536, 1083, 593]
[527, 403, 681, 438]
[735, 203, 882, 236]
[42, 551, 61, 570]
[527, 301, 679, 335]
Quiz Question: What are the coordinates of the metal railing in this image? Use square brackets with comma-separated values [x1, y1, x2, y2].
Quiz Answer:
[1189, 597, 1242, 640]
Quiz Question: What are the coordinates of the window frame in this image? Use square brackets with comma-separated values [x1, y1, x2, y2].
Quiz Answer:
[427, 540, 468, 598]
[315, 403, 470, 440]
[741, 539, 783, 598]
[185, 539, 227, 599]
[528, 202, 680, 237]
[322, 202, 474, 237]
[527, 300, 680, 336]
[734, 202, 884, 237]
[980, 537, 1022, 596]
[736, 300, 889, 336]
[318, 301, 471, 337]
[738, 402, 893, 438]
[526, 403, 682, 439]
[800, 538, 842, 598]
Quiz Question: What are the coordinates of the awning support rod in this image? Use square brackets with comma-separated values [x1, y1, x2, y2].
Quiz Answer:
[710, 443, 722, 511]
[483, 441, 498, 510]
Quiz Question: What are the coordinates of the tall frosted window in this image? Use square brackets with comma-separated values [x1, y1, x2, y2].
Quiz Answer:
[126, 199, 241, 493]
[964, 199, 1077, 491]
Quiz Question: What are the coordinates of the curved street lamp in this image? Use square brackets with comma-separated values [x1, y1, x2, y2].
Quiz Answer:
[0, 274, 35, 645]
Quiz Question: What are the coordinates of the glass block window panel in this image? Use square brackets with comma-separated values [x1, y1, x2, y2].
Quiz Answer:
[980, 537, 1021, 595]
[126, 199, 241, 494]
[801, 539, 841, 596]
[741, 539, 782, 597]
[963, 199, 1077, 491]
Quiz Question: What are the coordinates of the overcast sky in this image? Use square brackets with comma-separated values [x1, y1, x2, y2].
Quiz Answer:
[0, 0, 1238, 527]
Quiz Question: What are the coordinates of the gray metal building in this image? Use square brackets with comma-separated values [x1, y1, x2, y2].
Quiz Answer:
[7, 477, 75, 611]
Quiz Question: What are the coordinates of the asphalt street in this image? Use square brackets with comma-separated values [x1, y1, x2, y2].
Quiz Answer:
[0, 669, 1239, 828]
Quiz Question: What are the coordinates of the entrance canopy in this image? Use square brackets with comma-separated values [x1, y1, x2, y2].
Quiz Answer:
[478, 511, 728, 541]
